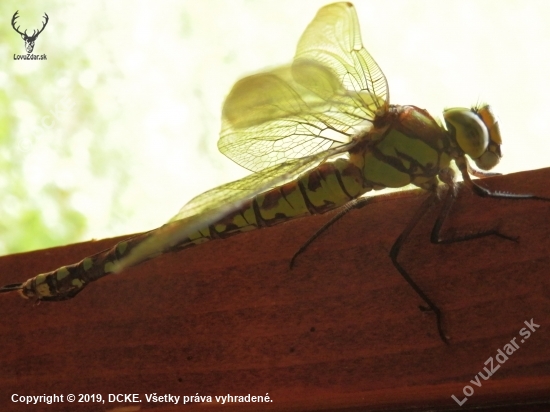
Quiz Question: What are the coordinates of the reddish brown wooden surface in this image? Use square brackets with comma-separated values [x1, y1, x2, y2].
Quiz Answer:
[1, 168, 549, 412]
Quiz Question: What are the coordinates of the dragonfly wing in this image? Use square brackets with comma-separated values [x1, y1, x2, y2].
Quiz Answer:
[294, 2, 389, 112]
[219, 3, 387, 172]
[219, 63, 373, 172]
[114, 141, 356, 272]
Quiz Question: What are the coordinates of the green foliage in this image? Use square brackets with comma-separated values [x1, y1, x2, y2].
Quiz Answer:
[0, 1, 127, 255]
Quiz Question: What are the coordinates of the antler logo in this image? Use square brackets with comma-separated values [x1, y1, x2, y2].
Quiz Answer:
[11, 11, 49, 54]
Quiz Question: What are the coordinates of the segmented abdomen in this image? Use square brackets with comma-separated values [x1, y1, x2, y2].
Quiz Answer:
[17, 232, 156, 300]
[18, 157, 369, 301]
[181, 157, 368, 245]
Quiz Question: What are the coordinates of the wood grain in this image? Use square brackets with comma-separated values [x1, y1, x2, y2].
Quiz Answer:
[1, 168, 549, 412]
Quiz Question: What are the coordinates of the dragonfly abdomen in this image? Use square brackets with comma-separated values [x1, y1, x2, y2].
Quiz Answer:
[17, 233, 151, 300]
[177, 158, 368, 246]
[259, 158, 367, 220]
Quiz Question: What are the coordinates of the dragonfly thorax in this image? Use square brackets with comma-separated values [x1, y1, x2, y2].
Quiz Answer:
[443, 105, 502, 171]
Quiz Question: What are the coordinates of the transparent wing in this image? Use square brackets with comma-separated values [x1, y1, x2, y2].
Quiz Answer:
[294, 2, 389, 108]
[218, 3, 387, 172]
[114, 141, 356, 272]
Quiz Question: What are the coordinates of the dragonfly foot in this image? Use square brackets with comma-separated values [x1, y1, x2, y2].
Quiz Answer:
[289, 249, 303, 270]
[418, 305, 449, 344]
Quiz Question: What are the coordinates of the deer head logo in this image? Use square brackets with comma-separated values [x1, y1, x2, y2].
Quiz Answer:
[11, 11, 49, 54]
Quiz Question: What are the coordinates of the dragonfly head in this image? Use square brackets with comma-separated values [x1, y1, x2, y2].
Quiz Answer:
[443, 105, 502, 170]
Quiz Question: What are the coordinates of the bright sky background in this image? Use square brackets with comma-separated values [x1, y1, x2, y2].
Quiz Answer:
[5, 0, 550, 250]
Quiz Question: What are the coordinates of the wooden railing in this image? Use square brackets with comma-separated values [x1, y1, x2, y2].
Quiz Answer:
[1, 168, 549, 412]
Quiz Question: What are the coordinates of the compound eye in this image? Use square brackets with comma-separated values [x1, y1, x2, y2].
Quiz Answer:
[444, 108, 489, 159]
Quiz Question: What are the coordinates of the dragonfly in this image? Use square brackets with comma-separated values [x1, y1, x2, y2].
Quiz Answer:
[1, 2, 548, 343]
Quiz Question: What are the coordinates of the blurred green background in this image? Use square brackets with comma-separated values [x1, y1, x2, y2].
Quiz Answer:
[2, 0, 550, 255]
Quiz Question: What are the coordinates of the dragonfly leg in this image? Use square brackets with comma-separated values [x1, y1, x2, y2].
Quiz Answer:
[433, 159, 550, 245]
[388, 191, 449, 344]
[458, 157, 550, 202]
[430, 183, 519, 245]
[469, 178, 550, 202]
[291, 191, 448, 341]
[290, 197, 372, 268]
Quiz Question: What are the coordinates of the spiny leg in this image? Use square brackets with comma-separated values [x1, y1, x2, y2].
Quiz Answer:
[470, 179, 550, 202]
[420, 167, 550, 342]
[388, 191, 449, 344]
[433, 163, 550, 245]
[458, 157, 550, 202]
[431, 182, 519, 245]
